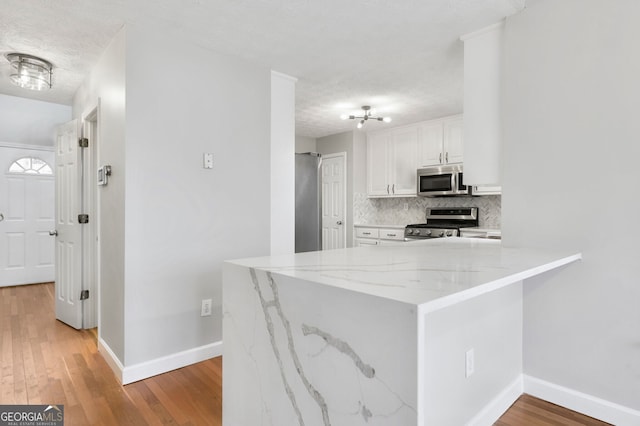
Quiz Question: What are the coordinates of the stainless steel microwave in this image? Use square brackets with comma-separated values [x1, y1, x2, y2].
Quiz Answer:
[417, 164, 470, 197]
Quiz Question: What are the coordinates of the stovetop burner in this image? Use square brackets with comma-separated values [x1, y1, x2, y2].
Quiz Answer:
[404, 207, 479, 239]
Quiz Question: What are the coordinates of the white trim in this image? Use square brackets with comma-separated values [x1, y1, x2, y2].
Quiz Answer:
[98, 337, 125, 382]
[121, 341, 223, 385]
[460, 20, 505, 41]
[0, 142, 55, 151]
[468, 375, 523, 426]
[270, 70, 298, 83]
[524, 375, 640, 425]
[81, 107, 99, 329]
[98, 338, 223, 385]
[321, 152, 348, 250]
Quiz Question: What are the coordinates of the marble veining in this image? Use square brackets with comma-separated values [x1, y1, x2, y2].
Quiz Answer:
[301, 324, 375, 379]
[240, 266, 418, 425]
[224, 239, 581, 426]
[250, 268, 329, 425]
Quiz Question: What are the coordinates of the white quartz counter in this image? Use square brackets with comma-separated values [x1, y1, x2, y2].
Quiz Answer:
[223, 238, 582, 425]
[228, 238, 581, 313]
[353, 223, 406, 229]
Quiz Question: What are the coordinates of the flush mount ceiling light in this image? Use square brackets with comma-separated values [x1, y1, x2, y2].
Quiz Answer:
[341, 105, 392, 129]
[5, 53, 53, 91]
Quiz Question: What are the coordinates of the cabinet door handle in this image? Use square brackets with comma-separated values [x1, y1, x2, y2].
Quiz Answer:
[439, 153, 442, 164]
[363, 232, 371, 235]
[387, 233, 396, 237]
[387, 184, 390, 194]
[392, 184, 395, 194]
[446, 152, 449, 163]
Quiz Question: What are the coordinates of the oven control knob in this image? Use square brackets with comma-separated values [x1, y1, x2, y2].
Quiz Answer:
[446, 231, 453, 237]
[407, 229, 413, 235]
[425, 230, 431, 236]
[439, 231, 445, 237]
[415, 230, 421, 235]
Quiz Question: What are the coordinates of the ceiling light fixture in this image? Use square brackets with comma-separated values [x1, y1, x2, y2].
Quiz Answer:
[341, 105, 391, 129]
[5, 53, 53, 91]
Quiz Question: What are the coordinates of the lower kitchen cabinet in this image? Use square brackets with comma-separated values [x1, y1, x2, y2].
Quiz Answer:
[354, 225, 406, 246]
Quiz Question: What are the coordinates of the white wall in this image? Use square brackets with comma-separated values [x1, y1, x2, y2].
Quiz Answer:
[270, 72, 296, 255]
[317, 131, 355, 247]
[123, 25, 271, 367]
[295, 135, 316, 153]
[503, 0, 640, 412]
[0, 94, 71, 146]
[73, 28, 127, 362]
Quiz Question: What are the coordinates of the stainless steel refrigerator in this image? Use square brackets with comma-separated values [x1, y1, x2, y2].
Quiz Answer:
[295, 153, 322, 253]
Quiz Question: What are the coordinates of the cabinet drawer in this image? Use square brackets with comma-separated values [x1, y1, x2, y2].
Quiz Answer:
[379, 229, 404, 240]
[355, 228, 379, 239]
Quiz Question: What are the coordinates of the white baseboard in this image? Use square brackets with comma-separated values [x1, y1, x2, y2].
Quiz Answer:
[524, 375, 640, 425]
[468, 376, 523, 426]
[98, 337, 125, 382]
[98, 338, 223, 385]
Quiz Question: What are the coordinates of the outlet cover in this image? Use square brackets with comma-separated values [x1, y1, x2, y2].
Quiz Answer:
[465, 348, 475, 378]
[201, 298, 212, 316]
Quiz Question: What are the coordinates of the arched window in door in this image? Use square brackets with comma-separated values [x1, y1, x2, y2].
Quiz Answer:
[8, 157, 53, 175]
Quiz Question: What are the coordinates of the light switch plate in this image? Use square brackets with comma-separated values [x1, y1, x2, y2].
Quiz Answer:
[203, 153, 214, 169]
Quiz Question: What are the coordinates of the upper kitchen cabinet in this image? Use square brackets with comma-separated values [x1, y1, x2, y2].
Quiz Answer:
[417, 115, 464, 167]
[461, 22, 504, 188]
[367, 126, 418, 197]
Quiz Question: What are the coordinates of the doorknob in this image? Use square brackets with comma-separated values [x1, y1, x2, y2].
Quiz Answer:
[336, 221, 343, 225]
[0, 213, 3, 222]
[49, 230, 58, 236]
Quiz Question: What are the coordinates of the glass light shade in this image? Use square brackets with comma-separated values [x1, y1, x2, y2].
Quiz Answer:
[383, 117, 392, 123]
[6, 53, 53, 91]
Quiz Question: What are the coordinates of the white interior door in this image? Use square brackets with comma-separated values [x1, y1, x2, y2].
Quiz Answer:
[321, 153, 346, 250]
[54, 120, 83, 329]
[0, 146, 55, 287]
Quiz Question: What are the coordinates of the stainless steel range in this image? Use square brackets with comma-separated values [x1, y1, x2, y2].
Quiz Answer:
[404, 207, 479, 239]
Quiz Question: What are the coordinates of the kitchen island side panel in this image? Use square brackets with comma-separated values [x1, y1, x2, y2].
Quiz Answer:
[421, 281, 523, 425]
[223, 262, 418, 426]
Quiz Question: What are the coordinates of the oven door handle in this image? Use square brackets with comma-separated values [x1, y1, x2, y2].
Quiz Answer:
[451, 173, 457, 192]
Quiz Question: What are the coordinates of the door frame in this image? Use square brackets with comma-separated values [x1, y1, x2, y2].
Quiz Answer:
[81, 105, 100, 329]
[321, 152, 347, 250]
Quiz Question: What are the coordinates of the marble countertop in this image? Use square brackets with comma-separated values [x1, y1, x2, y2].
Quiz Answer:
[227, 238, 581, 313]
[353, 223, 406, 229]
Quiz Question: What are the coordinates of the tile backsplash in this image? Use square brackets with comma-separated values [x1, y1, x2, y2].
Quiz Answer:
[354, 192, 501, 229]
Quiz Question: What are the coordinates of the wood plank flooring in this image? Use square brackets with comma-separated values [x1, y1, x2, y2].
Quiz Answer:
[1, 282, 610, 425]
[0, 283, 221, 425]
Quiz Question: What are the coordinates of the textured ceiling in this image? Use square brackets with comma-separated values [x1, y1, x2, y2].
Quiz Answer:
[0, 0, 525, 138]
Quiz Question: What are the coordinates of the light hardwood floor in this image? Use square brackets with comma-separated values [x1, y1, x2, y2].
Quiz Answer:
[1, 282, 609, 425]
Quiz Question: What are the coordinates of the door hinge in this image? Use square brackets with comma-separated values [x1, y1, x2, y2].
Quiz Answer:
[79, 138, 89, 148]
[78, 214, 89, 224]
[80, 290, 90, 300]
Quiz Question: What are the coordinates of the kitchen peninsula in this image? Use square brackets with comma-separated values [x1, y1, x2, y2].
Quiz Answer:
[222, 239, 581, 425]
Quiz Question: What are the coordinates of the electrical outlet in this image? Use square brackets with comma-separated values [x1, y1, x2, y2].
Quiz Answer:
[465, 348, 475, 378]
[201, 299, 212, 316]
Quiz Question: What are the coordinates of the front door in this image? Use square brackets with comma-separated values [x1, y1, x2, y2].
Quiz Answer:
[0, 146, 55, 287]
[321, 153, 346, 250]
[54, 120, 83, 329]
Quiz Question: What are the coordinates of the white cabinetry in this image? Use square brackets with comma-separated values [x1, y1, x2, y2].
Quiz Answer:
[461, 22, 503, 186]
[472, 185, 502, 195]
[367, 127, 418, 197]
[418, 115, 464, 167]
[354, 226, 406, 246]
